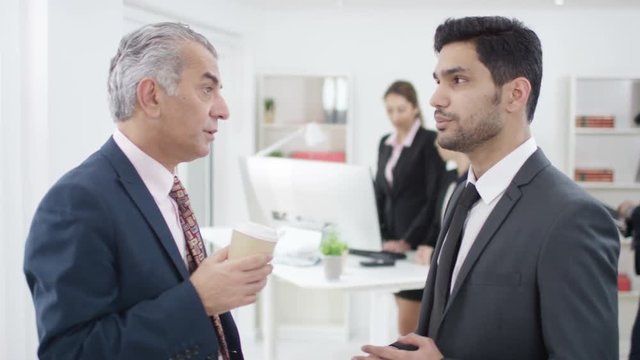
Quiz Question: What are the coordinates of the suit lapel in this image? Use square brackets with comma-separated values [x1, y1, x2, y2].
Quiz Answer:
[100, 138, 190, 281]
[435, 149, 550, 334]
[445, 185, 522, 311]
[379, 143, 393, 193]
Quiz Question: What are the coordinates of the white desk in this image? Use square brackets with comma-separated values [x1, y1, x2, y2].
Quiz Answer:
[264, 257, 429, 360]
[200, 227, 429, 360]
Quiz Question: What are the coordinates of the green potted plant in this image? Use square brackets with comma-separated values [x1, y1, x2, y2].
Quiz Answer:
[264, 98, 275, 123]
[319, 226, 348, 280]
[267, 150, 285, 158]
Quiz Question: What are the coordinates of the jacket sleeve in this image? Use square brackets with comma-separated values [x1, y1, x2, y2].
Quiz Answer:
[403, 134, 446, 248]
[24, 181, 219, 360]
[537, 198, 619, 360]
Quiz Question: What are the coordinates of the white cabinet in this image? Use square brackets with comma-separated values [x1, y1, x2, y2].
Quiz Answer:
[255, 75, 351, 162]
[568, 77, 640, 207]
[570, 78, 640, 357]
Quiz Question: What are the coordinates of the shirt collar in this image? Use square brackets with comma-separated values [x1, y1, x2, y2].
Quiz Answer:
[384, 118, 421, 147]
[467, 137, 538, 205]
[112, 128, 175, 201]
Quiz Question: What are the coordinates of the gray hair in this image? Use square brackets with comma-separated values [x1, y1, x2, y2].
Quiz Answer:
[108, 22, 217, 121]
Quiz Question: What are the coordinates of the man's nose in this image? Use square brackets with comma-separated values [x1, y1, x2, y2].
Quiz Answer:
[212, 96, 230, 120]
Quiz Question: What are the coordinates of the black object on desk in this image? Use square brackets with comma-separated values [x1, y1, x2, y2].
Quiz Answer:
[360, 258, 395, 267]
[349, 248, 407, 260]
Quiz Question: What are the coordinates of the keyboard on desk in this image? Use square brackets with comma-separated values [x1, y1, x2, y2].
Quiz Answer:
[348, 248, 407, 260]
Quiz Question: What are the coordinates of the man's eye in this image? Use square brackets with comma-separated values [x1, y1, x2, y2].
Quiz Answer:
[453, 76, 466, 84]
[203, 87, 214, 94]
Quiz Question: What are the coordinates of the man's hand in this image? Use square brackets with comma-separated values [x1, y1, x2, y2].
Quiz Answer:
[190, 246, 273, 315]
[415, 245, 434, 265]
[352, 333, 444, 360]
[383, 239, 411, 253]
[618, 200, 637, 220]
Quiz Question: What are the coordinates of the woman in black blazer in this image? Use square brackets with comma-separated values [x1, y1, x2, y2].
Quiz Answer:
[374, 80, 445, 335]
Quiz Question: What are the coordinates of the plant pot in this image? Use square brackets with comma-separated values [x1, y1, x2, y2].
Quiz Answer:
[323, 255, 344, 280]
[264, 109, 275, 123]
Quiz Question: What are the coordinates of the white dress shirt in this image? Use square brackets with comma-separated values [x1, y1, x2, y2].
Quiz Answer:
[446, 137, 538, 292]
[112, 129, 187, 265]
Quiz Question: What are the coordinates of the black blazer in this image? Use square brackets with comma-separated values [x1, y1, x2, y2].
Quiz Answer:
[374, 127, 445, 248]
[24, 138, 242, 360]
[624, 205, 640, 275]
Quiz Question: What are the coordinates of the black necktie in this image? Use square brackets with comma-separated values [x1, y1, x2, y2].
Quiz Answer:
[428, 182, 481, 337]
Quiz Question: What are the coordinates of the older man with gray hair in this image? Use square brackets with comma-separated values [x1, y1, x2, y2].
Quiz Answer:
[24, 22, 271, 360]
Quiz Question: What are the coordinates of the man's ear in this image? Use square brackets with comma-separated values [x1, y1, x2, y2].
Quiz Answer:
[136, 77, 161, 118]
[505, 77, 531, 115]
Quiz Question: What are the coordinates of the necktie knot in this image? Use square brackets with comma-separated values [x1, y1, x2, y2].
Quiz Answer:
[169, 176, 190, 208]
[458, 183, 481, 210]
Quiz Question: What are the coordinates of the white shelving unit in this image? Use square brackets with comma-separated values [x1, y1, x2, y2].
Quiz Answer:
[568, 76, 640, 207]
[569, 77, 640, 358]
[255, 74, 351, 162]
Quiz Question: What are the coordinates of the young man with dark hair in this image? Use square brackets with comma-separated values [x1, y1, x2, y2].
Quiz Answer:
[354, 16, 619, 360]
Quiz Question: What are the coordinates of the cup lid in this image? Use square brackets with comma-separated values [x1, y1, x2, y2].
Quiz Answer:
[235, 222, 278, 242]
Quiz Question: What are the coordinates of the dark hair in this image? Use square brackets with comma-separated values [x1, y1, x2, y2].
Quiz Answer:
[383, 80, 423, 122]
[434, 16, 542, 122]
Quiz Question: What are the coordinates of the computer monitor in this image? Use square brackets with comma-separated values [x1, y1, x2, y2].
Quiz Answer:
[240, 156, 382, 251]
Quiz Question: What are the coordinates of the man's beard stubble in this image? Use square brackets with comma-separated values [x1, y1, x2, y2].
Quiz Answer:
[436, 90, 502, 153]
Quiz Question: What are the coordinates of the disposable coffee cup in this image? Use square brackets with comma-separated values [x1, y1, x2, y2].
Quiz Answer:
[228, 222, 278, 260]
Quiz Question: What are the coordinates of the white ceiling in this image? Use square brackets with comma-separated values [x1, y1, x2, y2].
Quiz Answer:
[238, 0, 640, 10]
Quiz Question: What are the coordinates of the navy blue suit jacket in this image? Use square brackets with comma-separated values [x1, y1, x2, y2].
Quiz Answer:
[24, 138, 242, 360]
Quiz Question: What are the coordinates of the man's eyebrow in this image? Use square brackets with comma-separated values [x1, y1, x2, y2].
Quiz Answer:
[202, 72, 222, 88]
[433, 66, 469, 80]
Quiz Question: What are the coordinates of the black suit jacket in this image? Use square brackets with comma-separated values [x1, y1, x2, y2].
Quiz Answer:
[414, 149, 619, 359]
[24, 138, 243, 360]
[625, 205, 640, 275]
[374, 127, 445, 248]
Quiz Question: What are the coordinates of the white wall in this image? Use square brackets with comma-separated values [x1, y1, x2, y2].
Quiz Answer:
[251, 7, 640, 174]
[1, 0, 28, 357]
[47, 1, 123, 182]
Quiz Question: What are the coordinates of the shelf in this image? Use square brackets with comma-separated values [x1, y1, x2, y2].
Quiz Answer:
[575, 128, 640, 136]
[577, 182, 640, 190]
